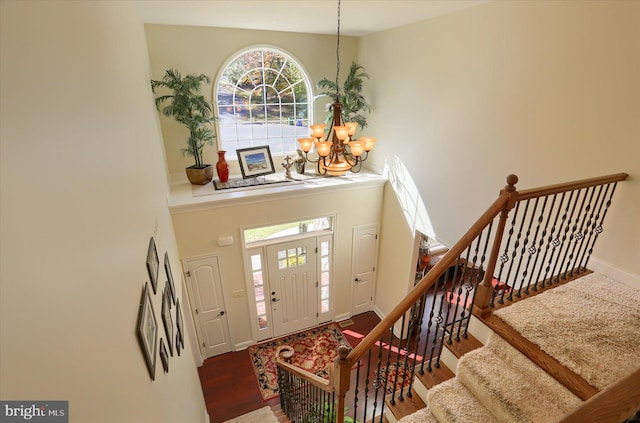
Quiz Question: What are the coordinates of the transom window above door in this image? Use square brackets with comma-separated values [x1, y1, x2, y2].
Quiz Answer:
[216, 48, 313, 158]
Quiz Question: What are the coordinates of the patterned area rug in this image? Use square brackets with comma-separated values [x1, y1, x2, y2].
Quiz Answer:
[375, 363, 412, 394]
[248, 323, 351, 400]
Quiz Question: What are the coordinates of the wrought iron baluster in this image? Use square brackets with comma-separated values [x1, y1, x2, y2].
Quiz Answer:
[578, 184, 608, 271]
[550, 189, 578, 283]
[495, 201, 519, 304]
[542, 191, 569, 285]
[382, 328, 394, 403]
[505, 201, 528, 301]
[362, 349, 373, 422]
[450, 246, 472, 342]
[515, 198, 539, 296]
[575, 184, 604, 274]
[419, 280, 440, 373]
[394, 313, 408, 402]
[558, 188, 588, 280]
[353, 356, 360, 422]
[565, 186, 596, 278]
[583, 182, 618, 270]
[442, 257, 462, 345]
[528, 195, 552, 292]
[407, 289, 428, 393]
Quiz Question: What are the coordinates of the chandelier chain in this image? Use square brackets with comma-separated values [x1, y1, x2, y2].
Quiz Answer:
[336, 0, 341, 97]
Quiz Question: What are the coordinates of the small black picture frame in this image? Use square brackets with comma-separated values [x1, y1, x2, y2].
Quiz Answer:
[160, 338, 169, 373]
[236, 145, 275, 178]
[164, 252, 176, 305]
[146, 237, 159, 294]
[161, 287, 174, 356]
[176, 297, 185, 349]
[136, 282, 157, 380]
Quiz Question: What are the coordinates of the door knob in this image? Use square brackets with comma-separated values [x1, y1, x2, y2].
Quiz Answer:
[271, 298, 280, 302]
[355, 278, 361, 282]
[216, 310, 225, 317]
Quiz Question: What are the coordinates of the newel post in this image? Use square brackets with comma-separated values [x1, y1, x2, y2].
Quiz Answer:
[473, 174, 519, 316]
[333, 345, 351, 423]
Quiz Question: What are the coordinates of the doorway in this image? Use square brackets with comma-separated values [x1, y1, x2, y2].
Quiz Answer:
[266, 238, 318, 337]
[183, 255, 232, 358]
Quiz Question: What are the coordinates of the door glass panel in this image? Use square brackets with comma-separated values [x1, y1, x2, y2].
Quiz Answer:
[251, 253, 268, 329]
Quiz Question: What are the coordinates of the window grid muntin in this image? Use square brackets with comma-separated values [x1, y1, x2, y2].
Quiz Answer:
[217, 48, 311, 157]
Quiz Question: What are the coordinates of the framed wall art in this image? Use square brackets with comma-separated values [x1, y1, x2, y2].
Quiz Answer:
[146, 237, 159, 294]
[161, 287, 174, 357]
[136, 282, 157, 381]
[176, 297, 184, 349]
[164, 252, 176, 305]
[160, 338, 169, 373]
[236, 146, 275, 178]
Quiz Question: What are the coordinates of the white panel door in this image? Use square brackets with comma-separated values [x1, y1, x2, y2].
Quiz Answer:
[352, 225, 379, 316]
[266, 239, 318, 337]
[184, 255, 232, 358]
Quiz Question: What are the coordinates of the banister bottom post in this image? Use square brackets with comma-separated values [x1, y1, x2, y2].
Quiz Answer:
[334, 345, 351, 423]
[473, 283, 494, 317]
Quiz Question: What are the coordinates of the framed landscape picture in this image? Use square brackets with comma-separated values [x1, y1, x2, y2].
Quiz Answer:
[236, 146, 275, 178]
[136, 282, 157, 380]
[146, 237, 159, 294]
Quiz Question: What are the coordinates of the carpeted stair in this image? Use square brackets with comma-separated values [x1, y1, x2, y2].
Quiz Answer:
[398, 273, 640, 423]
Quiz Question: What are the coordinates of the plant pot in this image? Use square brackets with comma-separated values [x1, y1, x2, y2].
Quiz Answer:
[185, 165, 214, 185]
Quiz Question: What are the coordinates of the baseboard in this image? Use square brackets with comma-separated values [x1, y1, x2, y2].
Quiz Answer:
[373, 305, 385, 321]
[334, 312, 351, 323]
[234, 340, 255, 351]
[589, 257, 640, 290]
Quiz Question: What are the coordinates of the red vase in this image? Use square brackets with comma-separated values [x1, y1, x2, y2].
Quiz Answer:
[216, 150, 230, 182]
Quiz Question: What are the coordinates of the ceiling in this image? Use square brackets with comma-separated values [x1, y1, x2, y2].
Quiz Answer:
[131, 0, 487, 37]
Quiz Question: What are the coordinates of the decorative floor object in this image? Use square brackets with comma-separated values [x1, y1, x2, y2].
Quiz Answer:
[248, 323, 351, 400]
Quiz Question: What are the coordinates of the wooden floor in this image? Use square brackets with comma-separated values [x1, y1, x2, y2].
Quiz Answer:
[199, 311, 382, 423]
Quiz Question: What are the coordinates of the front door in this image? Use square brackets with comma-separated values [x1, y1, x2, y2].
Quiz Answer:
[351, 225, 379, 315]
[184, 255, 232, 358]
[266, 238, 318, 337]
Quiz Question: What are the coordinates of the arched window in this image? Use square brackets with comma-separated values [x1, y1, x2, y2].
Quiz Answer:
[215, 48, 312, 158]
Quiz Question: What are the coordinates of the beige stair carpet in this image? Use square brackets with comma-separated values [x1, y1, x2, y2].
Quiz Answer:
[222, 406, 279, 423]
[456, 334, 582, 422]
[494, 272, 640, 389]
[427, 378, 498, 423]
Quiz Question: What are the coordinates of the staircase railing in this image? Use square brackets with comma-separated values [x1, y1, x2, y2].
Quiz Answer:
[276, 172, 628, 423]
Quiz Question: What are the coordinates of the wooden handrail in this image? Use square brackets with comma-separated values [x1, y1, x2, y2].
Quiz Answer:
[346, 189, 512, 365]
[517, 173, 628, 201]
[557, 367, 640, 423]
[276, 360, 334, 391]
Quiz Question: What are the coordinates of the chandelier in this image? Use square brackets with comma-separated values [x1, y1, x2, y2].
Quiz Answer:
[297, 0, 376, 176]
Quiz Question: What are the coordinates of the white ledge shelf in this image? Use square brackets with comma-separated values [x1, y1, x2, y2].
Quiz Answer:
[168, 171, 387, 214]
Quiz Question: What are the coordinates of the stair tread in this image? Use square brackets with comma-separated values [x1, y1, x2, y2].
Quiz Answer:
[443, 332, 483, 358]
[415, 362, 455, 390]
[384, 391, 426, 421]
[456, 334, 583, 423]
[428, 378, 499, 423]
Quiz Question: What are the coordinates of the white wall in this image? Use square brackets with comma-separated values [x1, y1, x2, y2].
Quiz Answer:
[360, 0, 640, 278]
[0, 2, 206, 422]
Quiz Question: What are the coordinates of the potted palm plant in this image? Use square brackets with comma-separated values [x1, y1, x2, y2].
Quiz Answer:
[151, 69, 217, 185]
[317, 62, 371, 130]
